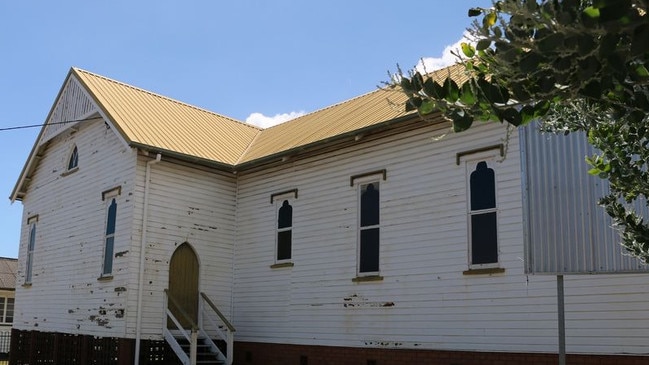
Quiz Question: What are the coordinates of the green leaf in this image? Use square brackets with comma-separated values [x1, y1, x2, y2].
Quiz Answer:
[450, 111, 474, 132]
[459, 82, 476, 105]
[538, 33, 564, 53]
[502, 107, 522, 126]
[635, 65, 649, 78]
[599, 2, 632, 23]
[577, 56, 601, 81]
[423, 78, 445, 99]
[400, 78, 413, 93]
[483, 11, 497, 28]
[444, 78, 460, 103]
[579, 80, 602, 99]
[577, 35, 597, 56]
[520, 105, 536, 125]
[418, 100, 436, 115]
[468, 8, 482, 17]
[411, 72, 424, 92]
[461, 42, 475, 58]
[583, 6, 600, 18]
[476, 39, 492, 51]
[534, 100, 551, 117]
[405, 97, 422, 112]
[519, 52, 543, 73]
[478, 79, 507, 104]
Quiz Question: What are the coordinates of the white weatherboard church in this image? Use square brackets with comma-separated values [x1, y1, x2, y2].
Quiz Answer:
[8, 66, 649, 365]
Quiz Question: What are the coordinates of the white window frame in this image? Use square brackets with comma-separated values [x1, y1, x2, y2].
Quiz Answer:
[271, 189, 297, 264]
[67, 145, 79, 171]
[101, 187, 121, 278]
[464, 152, 500, 270]
[25, 215, 38, 285]
[0, 296, 14, 324]
[352, 171, 385, 277]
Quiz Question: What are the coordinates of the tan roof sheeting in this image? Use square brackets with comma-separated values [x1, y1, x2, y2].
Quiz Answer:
[239, 64, 468, 164]
[73, 68, 261, 165]
[0, 257, 17, 290]
[237, 87, 409, 164]
[74, 65, 466, 166]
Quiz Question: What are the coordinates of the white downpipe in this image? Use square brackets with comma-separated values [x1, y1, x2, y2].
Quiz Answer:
[134, 153, 162, 365]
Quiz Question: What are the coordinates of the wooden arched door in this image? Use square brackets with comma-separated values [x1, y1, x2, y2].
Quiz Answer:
[168, 243, 199, 329]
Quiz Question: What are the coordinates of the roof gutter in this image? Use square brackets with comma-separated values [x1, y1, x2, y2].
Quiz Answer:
[129, 142, 236, 172]
[234, 112, 444, 172]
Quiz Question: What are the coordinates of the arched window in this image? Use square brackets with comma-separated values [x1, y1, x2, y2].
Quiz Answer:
[469, 161, 498, 265]
[359, 182, 380, 273]
[277, 200, 293, 261]
[25, 217, 37, 284]
[102, 198, 117, 276]
[68, 146, 79, 170]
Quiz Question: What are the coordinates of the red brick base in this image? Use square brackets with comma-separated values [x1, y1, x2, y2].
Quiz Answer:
[234, 341, 649, 365]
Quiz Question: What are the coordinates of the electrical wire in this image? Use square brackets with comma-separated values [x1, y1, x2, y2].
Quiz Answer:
[0, 117, 103, 132]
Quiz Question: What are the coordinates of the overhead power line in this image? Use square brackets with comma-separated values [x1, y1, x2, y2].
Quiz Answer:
[0, 117, 103, 132]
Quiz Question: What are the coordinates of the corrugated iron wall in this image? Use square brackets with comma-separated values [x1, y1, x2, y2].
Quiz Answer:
[520, 124, 648, 274]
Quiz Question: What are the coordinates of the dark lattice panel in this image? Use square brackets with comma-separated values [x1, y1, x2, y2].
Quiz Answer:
[55, 333, 84, 364]
[89, 336, 119, 365]
[8, 329, 189, 365]
[139, 339, 182, 365]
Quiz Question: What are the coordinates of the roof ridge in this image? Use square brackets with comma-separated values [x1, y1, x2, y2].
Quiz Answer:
[260, 63, 465, 131]
[71, 67, 262, 132]
[263, 87, 386, 130]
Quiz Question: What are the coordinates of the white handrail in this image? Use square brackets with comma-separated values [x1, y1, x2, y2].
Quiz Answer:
[164, 290, 198, 365]
[200, 292, 235, 365]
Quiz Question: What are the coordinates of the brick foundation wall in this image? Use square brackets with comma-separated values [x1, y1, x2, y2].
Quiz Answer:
[234, 341, 649, 365]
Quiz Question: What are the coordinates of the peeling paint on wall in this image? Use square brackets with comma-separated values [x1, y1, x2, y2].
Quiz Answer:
[115, 250, 128, 257]
[342, 293, 395, 309]
[363, 340, 403, 348]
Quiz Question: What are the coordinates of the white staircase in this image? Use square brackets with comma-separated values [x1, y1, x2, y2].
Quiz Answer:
[164, 290, 235, 365]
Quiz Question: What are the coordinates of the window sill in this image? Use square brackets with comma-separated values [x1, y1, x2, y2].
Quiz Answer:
[462, 267, 505, 276]
[60, 167, 79, 177]
[352, 275, 384, 283]
[97, 275, 113, 281]
[270, 262, 294, 269]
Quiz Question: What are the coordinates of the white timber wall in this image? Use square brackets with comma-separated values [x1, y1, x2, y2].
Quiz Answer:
[233, 122, 649, 355]
[126, 158, 237, 339]
[14, 119, 136, 337]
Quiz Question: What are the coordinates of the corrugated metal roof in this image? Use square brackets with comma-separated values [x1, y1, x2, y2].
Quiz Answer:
[72, 65, 466, 167]
[73, 68, 261, 165]
[239, 64, 468, 164]
[0, 258, 17, 290]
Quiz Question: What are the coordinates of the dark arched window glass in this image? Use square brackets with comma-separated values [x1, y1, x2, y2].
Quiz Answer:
[25, 222, 36, 283]
[469, 161, 498, 265]
[68, 146, 79, 170]
[359, 182, 380, 273]
[103, 199, 117, 275]
[277, 200, 292, 261]
[470, 162, 495, 210]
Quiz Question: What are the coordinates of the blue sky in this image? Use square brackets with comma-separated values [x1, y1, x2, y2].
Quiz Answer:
[0, 1, 491, 258]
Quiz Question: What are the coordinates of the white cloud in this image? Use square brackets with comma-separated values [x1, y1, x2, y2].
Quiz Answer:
[245, 111, 306, 128]
[415, 32, 473, 73]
